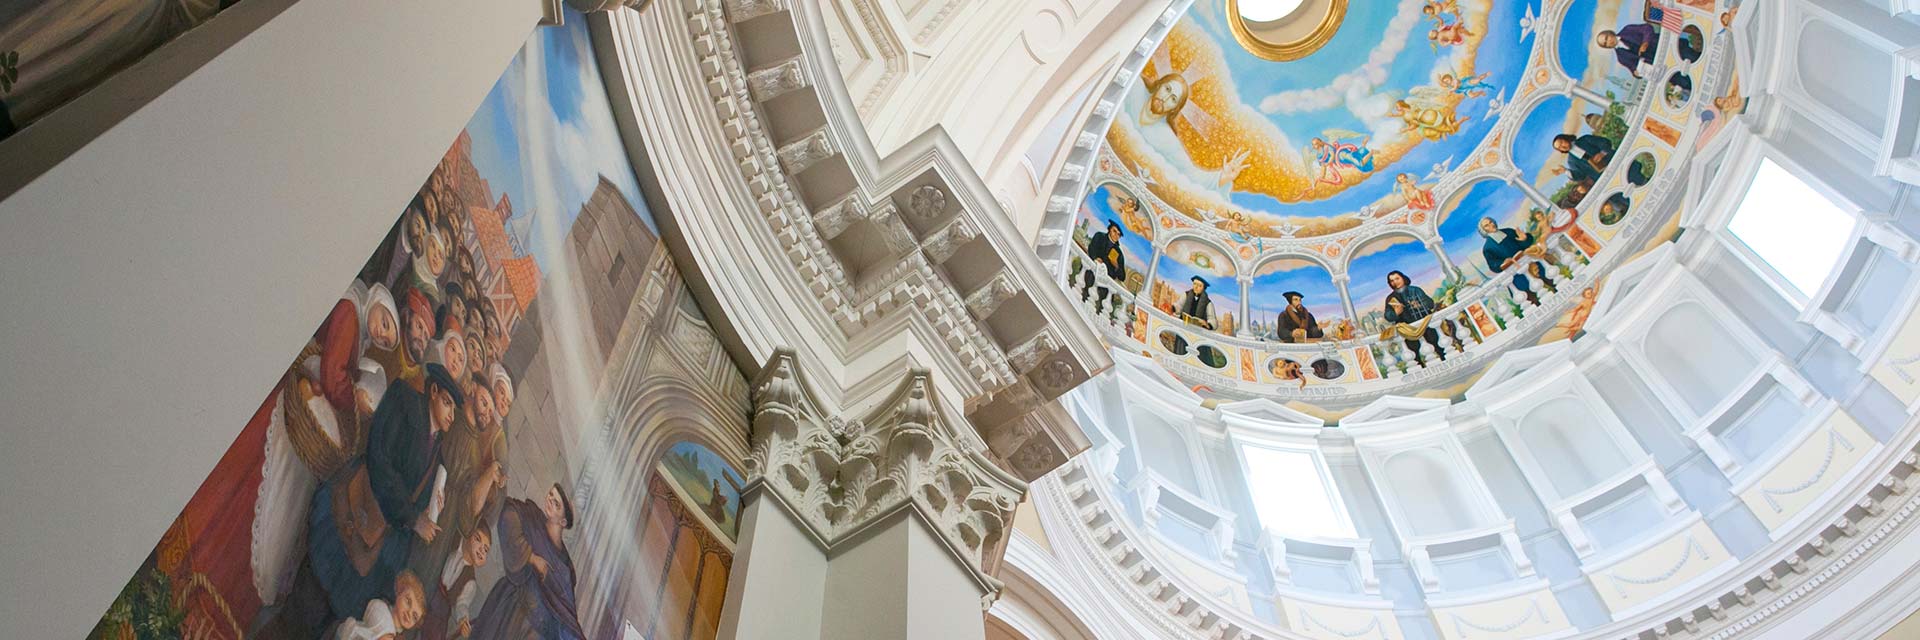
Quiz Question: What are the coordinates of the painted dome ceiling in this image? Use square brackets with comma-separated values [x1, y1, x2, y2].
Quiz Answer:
[1069, 0, 1743, 413]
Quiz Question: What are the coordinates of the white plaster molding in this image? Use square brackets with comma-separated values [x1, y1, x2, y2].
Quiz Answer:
[594, 0, 1111, 483]
[746, 348, 1026, 593]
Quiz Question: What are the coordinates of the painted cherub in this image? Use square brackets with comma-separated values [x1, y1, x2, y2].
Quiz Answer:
[1440, 71, 1495, 98]
[1558, 286, 1599, 336]
[1422, 0, 1460, 22]
[1396, 173, 1436, 211]
[1429, 21, 1473, 48]
[1390, 100, 1466, 141]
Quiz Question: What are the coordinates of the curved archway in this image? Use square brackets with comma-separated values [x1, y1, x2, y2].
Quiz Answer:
[1132, 408, 1201, 493]
[1644, 301, 1760, 416]
[1247, 256, 1344, 340]
[1519, 397, 1630, 497]
[1346, 233, 1450, 333]
[1383, 448, 1480, 536]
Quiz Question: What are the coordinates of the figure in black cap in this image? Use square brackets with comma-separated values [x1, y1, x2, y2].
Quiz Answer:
[1180, 275, 1217, 330]
[1274, 291, 1323, 343]
[1080, 221, 1127, 312]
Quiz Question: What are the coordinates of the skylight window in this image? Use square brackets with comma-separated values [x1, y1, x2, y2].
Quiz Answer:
[1238, 0, 1307, 22]
[1726, 159, 1856, 300]
[1240, 446, 1353, 539]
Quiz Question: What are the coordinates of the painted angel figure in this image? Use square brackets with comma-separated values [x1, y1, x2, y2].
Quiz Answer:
[1307, 131, 1376, 189]
[1396, 173, 1436, 211]
[1391, 96, 1466, 141]
[1422, 0, 1461, 26]
[1439, 71, 1495, 98]
[1429, 21, 1473, 48]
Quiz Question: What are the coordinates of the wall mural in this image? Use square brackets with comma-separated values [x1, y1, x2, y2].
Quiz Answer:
[0, 0, 244, 140]
[1073, 0, 1748, 411]
[85, 12, 750, 640]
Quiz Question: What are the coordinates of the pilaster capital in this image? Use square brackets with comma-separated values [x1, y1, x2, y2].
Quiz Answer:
[747, 349, 1026, 591]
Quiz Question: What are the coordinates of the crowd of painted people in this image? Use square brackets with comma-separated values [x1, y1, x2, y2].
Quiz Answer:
[249, 155, 587, 640]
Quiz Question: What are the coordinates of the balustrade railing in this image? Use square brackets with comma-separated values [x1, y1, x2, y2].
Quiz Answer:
[1064, 234, 1596, 387]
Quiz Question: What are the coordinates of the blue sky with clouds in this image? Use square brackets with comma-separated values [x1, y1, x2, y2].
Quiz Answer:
[464, 12, 649, 270]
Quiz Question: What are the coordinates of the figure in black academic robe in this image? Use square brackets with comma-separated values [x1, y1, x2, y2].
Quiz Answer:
[1081, 226, 1128, 310]
[470, 498, 586, 640]
[1482, 226, 1553, 305]
[1275, 304, 1323, 343]
[1612, 23, 1659, 75]
[1180, 290, 1216, 330]
[307, 365, 457, 622]
[1384, 277, 1446, 364]
[1564, 134, 1614, 185]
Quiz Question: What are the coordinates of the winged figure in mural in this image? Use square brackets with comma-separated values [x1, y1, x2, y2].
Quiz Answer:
[1303, 129, 1376, 193]
[1439, 71, 1496, 99]
[1391, 91, 1467, 142]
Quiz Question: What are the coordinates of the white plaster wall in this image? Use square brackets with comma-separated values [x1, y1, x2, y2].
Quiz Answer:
[0, 0, 541, 634]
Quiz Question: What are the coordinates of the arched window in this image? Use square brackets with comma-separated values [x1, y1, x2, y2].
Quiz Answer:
[1240, 446, 1353, 539]
[1726, 159, 1856, 303]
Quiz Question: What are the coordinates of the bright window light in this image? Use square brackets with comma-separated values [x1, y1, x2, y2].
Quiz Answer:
[1727, 159, 1855, 299]
[1241, 446, 1353, 539]
[1240, 0, 1308, 22]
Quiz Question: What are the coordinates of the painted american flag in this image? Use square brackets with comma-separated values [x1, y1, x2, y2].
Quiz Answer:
[1648, 2, 1687, 32]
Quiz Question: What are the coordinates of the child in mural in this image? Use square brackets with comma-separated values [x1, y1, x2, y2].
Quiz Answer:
[1439, 71, 1496, 99]
[420, 527, 492, 640]
[333, 570, 426, 640]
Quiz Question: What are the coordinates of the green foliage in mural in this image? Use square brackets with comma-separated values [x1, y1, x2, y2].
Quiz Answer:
[87, 566, 185, 640]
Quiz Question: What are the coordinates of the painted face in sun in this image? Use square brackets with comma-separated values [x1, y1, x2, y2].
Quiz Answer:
[1148, 74, 1189, 118]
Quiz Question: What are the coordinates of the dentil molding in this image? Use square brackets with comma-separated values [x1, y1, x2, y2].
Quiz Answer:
[593, 0, 1111, 483]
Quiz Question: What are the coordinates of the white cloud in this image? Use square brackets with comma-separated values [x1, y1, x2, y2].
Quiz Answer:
[1256, 0, 1426, 116]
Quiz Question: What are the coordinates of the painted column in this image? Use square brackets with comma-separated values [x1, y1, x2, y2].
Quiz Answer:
[1508, 174, 1558, 211]
[1426, 239, 1463, 283]
[1141, 244, 1163, 311]
[718, 352, 1022, 640]
[1334, 273, 1360, 330]
[1238, 274, 1254, 337]
[1568, 84, 1610, 106]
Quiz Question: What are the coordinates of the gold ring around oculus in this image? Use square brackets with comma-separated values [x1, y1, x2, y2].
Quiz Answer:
[1226, 0, 1348, 62]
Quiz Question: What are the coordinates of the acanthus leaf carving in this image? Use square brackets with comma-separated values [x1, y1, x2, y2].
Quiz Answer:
[923, 217, 979, 264]
[747, 351, 1023, 585]
[777, 127, 836, 175]
[966, 270, 1017, 320]
[746, 57, 810, 102]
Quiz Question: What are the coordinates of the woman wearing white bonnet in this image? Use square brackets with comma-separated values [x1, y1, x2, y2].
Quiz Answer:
[254, 282, 365, 604]
[362, 283, 400, 355]
[489, 363, 513, 420]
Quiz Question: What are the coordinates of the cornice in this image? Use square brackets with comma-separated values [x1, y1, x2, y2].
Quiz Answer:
[1014, 411, 1920, 640]
[592, 0, 1111, 481]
